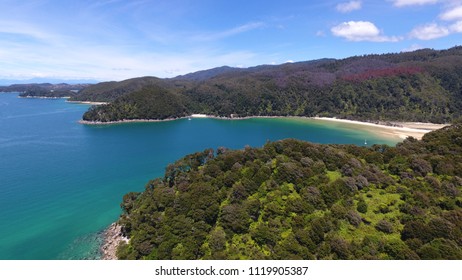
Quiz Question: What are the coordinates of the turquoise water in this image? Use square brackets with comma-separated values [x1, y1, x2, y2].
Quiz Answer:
[0, 93, 397, 259]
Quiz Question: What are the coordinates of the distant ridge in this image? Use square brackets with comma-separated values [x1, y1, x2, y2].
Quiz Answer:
[172, 59, 337, 81]
[0, 83, 92, 98]
[173, 66, 242, 81]
[0, 78, 99, 86]
[79, 46, 462, 124]
[9, 46, 461, 124]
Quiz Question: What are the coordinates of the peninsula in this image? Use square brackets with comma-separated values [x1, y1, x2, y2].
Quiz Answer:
[110, 122, 462, 260]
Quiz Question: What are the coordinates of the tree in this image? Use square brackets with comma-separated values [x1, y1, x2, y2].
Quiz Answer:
[357, 198, 368, 214]
[375, 219, 394, 234]
[220, 204, 251, 234]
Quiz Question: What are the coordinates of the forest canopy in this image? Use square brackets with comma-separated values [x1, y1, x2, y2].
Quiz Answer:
[115, 123, 462, 260]
[80, 46, 462, 124]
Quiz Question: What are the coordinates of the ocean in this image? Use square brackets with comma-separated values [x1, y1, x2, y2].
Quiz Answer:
[0, 93, 397, 259]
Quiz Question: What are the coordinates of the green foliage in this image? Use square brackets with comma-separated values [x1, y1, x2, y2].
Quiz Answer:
[1, 83, 89, 97]
[69, 76, 169, 102]
[356, 198, 368, 214]
[116, 124, 462, 259]
[80, 47, 462, 123]
[375, 219, 394, 234]
[83, 85, 189, 121]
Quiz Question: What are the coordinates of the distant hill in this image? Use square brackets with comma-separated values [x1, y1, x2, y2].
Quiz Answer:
[0, 83, 92, 98]
[172, 66, 242, 81]
[78, 46, 462, 123]
[81, 84, 190, 121]
[69, 76, 171, 102]
[0, 78, 98, 86]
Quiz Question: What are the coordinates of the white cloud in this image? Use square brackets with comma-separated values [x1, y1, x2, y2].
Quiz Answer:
[0, 20, 54, 41]
[316, 30, 326, 37]
[192, 22, 265, 41]
[331, 21, 402, 42]
[0, 32, 261, 80]
[401, 44, 425, 52]
[450, 20, 462, 32]
[409, 23, 450, 39]
[336, 1, 362, 13]
[222, 22, 265, 37]
[391, 0, 439, 7]
[440, 5, 462, 20]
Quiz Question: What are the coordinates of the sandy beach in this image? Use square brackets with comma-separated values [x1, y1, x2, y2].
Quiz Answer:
[80, 114, 449, 141]
[66, 100, 109, 105]
[313, 117, 449, 140]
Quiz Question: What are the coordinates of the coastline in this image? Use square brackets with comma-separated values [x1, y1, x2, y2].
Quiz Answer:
[100, 223, 128, 260]
[66, 100, 109, 105]
[312, 117, 448, 140]
[18, 95, 71, 99]
[79, 116, 187, 125]
[80, 114, 448, 140]
[96, 115, 447, 258]
[17, 95, 109, 105]
[79, 114, 290, 125]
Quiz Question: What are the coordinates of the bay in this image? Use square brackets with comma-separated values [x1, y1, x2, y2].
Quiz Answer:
[0, 93, 397, 259]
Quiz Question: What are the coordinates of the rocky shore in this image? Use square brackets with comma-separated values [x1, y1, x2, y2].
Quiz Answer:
[100, 223, 129, 260]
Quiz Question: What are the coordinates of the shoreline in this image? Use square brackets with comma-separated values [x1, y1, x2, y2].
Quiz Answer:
[79, 114, 294, 125]
[66, 100, 109, 105]
[79, 116, 188, 125]
[17, 95, 109, 105]
[100, 222, 128, 260]
[96, 116, 448, 258]
[18, 95, 71, 99]
[80, 114, 448, 140]
[312, 117, 448, 140]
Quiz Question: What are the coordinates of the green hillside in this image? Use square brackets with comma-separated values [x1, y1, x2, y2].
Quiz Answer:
[79, 46, 462, 123]
[69, 76, 170, 102]
[115, 123, 462, 260]
[82, 85, 189, 122]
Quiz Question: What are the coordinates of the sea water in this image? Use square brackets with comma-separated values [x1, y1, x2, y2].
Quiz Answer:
[0, 93, 397, 259]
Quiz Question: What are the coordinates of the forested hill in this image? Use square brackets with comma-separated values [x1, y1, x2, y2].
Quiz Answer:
[81, 46, 462, 123]
[0, 83, 90, 98]
[116, 123, 462, 260]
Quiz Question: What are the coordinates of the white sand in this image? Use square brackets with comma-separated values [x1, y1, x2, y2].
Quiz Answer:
[191, 114, 208, 118]
[67, 100, 109, 105]
[313, 117, 448, 140]
[79, 113, 449, 141]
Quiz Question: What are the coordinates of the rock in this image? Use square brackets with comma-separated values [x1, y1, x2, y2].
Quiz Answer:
[100, 223, 129, 260]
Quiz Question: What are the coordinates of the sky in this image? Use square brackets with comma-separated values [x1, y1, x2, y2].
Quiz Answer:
[1, 0, 462, 82]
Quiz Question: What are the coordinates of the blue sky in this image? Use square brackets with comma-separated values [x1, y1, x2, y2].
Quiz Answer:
[1, 0, 462, 81]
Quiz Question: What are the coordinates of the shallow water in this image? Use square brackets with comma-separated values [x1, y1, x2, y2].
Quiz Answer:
[0, 93, 397, 259]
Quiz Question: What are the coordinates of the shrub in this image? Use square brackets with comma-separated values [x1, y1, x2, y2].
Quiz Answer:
[375, 219, 394, 234]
